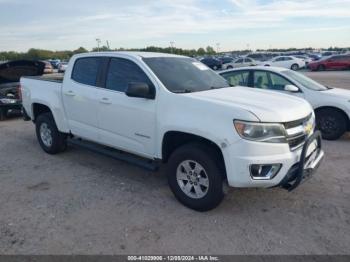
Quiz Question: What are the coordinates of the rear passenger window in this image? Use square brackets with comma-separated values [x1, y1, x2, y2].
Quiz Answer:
[221, 71, 249, 86]
[106, 58, 153, 92]
[72, 57, 101, 86]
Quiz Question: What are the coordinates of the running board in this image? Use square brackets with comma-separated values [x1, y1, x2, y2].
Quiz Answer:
[68, 138, 160, 171]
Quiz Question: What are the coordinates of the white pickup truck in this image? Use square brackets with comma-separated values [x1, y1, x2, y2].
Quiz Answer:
[21, 52, 324, 211]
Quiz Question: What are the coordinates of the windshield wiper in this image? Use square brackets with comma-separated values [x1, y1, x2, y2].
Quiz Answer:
[172, 89, 193, 93]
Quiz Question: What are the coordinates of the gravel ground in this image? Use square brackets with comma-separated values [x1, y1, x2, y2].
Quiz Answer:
[0, 71, 349, 255]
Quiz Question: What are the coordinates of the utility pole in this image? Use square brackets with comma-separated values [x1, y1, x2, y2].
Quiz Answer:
[106, 40, 110, 50]
[170, 41, 175, 53]
[96, 38, 101, 52]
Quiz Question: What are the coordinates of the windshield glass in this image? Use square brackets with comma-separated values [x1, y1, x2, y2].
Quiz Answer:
[283, 70, 328, 91]
[143, 57, 230, 93]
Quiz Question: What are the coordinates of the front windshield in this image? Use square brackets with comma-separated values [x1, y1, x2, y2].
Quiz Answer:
[143, 57, 230, 93]
[283, 70, 328, 91]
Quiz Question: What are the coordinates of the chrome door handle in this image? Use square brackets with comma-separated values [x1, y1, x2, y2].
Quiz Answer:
[100, 98, 111, 104]
[65, 90, 75, 96]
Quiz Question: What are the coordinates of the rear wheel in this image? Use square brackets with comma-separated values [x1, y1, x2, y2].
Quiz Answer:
[291, 64, 299, 71]
[213, 65, 218, 70]
[35, 112, 67, 154]
[167, 143, 225, 211]
[316, 109, 347, 140]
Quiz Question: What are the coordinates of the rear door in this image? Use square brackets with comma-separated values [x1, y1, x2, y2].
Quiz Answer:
[96, 57, 157, 157]
[62, 57, 104, 141]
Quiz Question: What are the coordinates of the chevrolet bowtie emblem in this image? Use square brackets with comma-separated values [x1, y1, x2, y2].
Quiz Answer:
[304, 122, 313, 135]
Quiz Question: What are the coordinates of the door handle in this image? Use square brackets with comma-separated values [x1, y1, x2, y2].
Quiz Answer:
[65, 90, 75, 96]
[100, 97, 111, 104]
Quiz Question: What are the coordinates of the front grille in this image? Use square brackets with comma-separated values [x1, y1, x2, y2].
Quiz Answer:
[284, 114, 312, 151]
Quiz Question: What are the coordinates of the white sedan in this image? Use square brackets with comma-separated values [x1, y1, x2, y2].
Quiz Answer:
[262, 56, 306, 70]
[222, 57, 257, 70]
[219, 66, 350, 140]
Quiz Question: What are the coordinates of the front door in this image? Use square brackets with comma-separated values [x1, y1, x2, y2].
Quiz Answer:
[96, 57, 157, 158]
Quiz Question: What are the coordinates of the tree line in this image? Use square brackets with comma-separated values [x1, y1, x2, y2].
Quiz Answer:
[0, 46, 217, 61]
[1, 45, 348, 62]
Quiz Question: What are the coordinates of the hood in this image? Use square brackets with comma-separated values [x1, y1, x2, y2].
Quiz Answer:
[187, 86, 313, 123]
[323, 87, 350, 100]
[0, 60, 45, 85]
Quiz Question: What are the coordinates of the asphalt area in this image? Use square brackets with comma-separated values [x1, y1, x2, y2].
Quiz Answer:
[0, 70, 349, 255]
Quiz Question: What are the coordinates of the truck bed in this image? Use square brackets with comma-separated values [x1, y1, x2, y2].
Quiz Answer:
[23, 73, 64, 83]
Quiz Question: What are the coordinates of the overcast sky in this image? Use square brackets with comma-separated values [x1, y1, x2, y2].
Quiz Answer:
[1, 0, 350, 52]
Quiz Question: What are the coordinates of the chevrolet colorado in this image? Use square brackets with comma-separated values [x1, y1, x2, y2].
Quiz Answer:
[20, 52, 324, 211]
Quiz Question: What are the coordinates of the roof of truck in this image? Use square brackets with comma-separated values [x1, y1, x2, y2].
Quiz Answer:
[74, 51, 186, 59]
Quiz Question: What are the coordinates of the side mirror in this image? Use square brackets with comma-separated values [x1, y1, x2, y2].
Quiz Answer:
[125, 82, 155, 99]
[284, 85, 299, 93]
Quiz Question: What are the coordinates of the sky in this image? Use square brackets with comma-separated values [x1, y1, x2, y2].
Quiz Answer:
[0, 0, 350, 52]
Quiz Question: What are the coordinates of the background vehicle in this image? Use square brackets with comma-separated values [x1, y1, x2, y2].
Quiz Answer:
[43, 61, 54, 74]
[294, 55, 313, 65]
[220, 66, 350, 140]
[21, 52, 323, 211]
[308, 55, 350, 71]
[200, 57, 222, 70]
[58, 62, 68, 73]
[0, 60, 45, 120]
[262, 56, 305, 70]
[49, 59, 61, 69]
[223, 57, 257, 69]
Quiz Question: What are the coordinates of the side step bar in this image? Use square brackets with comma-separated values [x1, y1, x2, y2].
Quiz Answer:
[68, 138, 160, 171]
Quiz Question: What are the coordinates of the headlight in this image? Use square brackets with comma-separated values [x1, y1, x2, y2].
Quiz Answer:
[0, 98, 17, 104]
[234, 120, 287, 143]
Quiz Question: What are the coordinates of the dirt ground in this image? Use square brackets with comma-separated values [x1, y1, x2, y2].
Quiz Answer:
[0, 71, 349, 255]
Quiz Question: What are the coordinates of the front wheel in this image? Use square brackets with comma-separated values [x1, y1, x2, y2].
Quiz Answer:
[35, 112, 67, 154]
[227, 66, 233, 69]
[318, 64, 326, 71]
[167, 143, 225, 211]
[291, 64, 299, 71]
[316, 109, 348, 140]
[213, 65, 218, 70]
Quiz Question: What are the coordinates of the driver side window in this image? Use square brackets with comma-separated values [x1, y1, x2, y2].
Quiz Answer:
[269, 73, 293, 90]
[253, 71, 270, 89]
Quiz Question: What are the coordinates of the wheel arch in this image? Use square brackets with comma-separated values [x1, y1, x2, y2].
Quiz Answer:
[161, 131, 227, 177]
[32, 103, 52, 122]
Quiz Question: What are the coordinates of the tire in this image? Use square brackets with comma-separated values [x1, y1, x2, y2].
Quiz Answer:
[316, 109, 348, 140]
[35, 112, 67, 154]
[318, 64, 326, 71]
[291, 64, 299, 71]
[213, 65, 218, 70]
[167, 143, 225, 212]
[227, 66, 233, 69]
[0, 108, 6, 121]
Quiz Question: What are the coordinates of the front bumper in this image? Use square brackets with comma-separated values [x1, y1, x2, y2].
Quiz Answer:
[223, 131, 324, 189]
[278, 131, 324, 191]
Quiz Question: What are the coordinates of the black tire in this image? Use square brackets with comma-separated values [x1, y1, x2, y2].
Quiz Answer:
[35, 112, 67, 154]
[291, 64, 299, 71]
[213, 65, 218, 70]
[0, 108, 6, 121]
[227, 66, 233, 69]
[316, 109, 348, 140]
[167, 143, 225, 212]
[318, 64, 326, 71]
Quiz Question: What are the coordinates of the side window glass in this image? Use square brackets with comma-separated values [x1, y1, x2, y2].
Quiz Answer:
[72, 57, 101, 86]
[222, 71, 249, 86]
[269, 73, 292, 90]
[106, 58, 153, 92]
[235, 59, 243, 63]
[253, 71, 270, 89]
